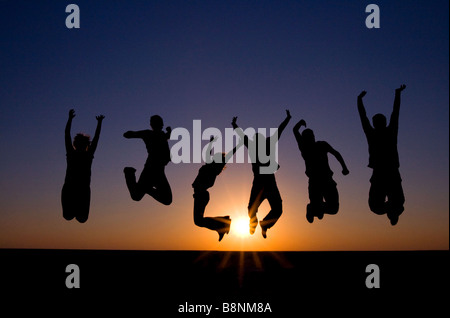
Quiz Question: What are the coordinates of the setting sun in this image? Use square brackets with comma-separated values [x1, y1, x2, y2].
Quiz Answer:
[232, 217, 250, 238]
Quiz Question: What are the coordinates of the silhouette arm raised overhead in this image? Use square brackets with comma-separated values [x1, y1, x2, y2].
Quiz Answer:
[65, 109, 75, 153]
[204, 135, 242, 163]
[293, 119, 307, 149]
[89, 114, 105, 154]
[328, 144, 350, 175]
[357, 91, 372, 133]
[276, 110, 292, 138]
[390, 84, 406, 131]
[231, 116, 248, 147]
[204, 136, 217, 163]
[224, 137, 244, 163]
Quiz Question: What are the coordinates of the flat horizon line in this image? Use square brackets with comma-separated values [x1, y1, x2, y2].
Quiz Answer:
[1, 247, 448, 253]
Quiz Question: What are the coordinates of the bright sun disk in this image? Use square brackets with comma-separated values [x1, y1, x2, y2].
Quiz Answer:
[232, 217, 250, 238]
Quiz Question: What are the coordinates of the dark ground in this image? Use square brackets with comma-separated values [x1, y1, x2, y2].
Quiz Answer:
[1, 249, 448, 315]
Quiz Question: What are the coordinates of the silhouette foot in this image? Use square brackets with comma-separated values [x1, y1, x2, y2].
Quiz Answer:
[218, 231, 226, 242]
[386, 203, 403, 226]
[249, 216, 258, 235]
[260, 221, 267, 239]
[387, 212, 399, 226]
[218, 216, 231, 242]
[317, 210, 324, 220]
[306, 204, 314, 223]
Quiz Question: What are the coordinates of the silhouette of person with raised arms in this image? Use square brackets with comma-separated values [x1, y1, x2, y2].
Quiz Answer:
[358, 85, 406, 225]
[192, 136, 242, 241]
[293, 119, 349, 223]
[123, 115, 172, 205]
[62, 109, 104, 223]
[231, 110, 291, 238]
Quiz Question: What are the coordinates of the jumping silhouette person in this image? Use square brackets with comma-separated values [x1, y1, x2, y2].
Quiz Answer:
[192, 136, 242, 241]
[62, 109, 104, 223]
[293, 119, 349, 223]
[358, 85, 406, 225]
[123, 115, 172, 205]
[231, 110, 291, 238]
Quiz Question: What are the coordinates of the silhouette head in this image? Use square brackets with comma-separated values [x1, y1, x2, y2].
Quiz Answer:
[150, 115, 164, 131]
[73, 133, 90, 151]
[302, 128, 315, 145]
[372, 114, 387, 130]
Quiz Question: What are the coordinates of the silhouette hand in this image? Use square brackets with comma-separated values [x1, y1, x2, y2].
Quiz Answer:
[299, 119, 307, 127]
[358, 91, 367, 99]
[286, 109, 291, 118]
[342, 168, 349, 176]
[396, 84, 406, 93]
[231, 116, 238, 128]
[96, 114, 105, 121]
[123, 131, 132, 138]
[69, 109, 76, 119]
[166, 126, 172, 135]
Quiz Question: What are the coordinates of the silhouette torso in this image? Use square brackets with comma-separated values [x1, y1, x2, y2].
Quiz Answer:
[365, 126, 399, 169]
[142, 130, 171, 166]
[192, 163, 225, 191]
[300, 141, 333, 179]
[64, 149, 94, 186]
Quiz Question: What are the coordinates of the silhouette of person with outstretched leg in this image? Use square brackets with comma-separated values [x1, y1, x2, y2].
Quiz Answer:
[232, 110, 291, 238]
[62, 109, 104, 223]
[192, 136, 242, 241]
[123, 115, 172, 205]
[358, 85, 406, 225]
[293, 119, 349, 223]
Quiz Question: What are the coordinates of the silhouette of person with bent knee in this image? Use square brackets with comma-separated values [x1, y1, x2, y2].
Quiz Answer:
[232, 110, 291, 238]
[293, 119, 349, 223]
[123, 115, 173, 205]
[192, 136, 242, 241]
[357, 85, 406, 225]
[62, 109, 104, 223]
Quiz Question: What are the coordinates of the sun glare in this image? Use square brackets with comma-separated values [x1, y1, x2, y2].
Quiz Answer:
[232, 217, 250, 238]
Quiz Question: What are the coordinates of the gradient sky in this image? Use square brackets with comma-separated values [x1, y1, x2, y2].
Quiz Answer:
[0, 0, 448, 251]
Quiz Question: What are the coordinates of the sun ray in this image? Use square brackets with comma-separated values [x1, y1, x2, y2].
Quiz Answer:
[238, 251, 245, 287]
[218, 251, 232, 269]
[251, 251, 263, 270]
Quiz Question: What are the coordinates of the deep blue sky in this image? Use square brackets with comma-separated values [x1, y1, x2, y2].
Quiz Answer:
[0, 0, 448, 250]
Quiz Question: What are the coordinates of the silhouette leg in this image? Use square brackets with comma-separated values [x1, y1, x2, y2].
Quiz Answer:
[61, 184, 76, 221]
[62, 184, 91, 223]
[147, 167, 172, 205]
[322, 179, 339, 215]
[194, 190, 212, 228]
[193, 191, 231, 241]
[197, 216, 231, 240]
[386, 171, 405, 225]
[248, 181, 264, 235]
[368, 172, 388, 215]
[75, 186, 91, 223]
[214, 216, 231, 241]
[307, 179, 323, 223]
[260, 184, 282, 238]
[124, 167, 145, 201]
